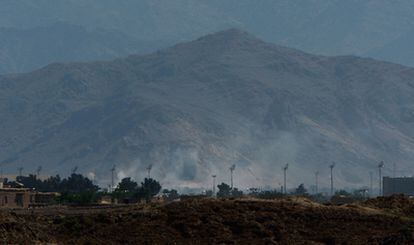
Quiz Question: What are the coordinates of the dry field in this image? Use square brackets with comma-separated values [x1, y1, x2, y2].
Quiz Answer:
[1, 196, 414, 244]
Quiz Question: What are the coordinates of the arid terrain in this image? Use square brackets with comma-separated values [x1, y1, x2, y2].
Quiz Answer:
[3, 29, 414, 188]
[1, 195, 414, 244]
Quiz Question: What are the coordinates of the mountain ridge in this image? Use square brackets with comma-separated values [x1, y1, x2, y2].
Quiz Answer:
[0, 22, 157, 74]
[1, 29, 414, 190]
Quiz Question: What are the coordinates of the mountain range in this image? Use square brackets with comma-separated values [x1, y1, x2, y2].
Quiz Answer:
[1, 29, 414, 190]
[2, 1, 414, 74]
[0, 22, 156, 74]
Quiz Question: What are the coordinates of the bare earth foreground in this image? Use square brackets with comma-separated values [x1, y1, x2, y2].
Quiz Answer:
[1, 196, 414, 244]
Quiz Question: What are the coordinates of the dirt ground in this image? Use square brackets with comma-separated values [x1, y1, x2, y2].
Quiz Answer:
[1, 196, 414, 244]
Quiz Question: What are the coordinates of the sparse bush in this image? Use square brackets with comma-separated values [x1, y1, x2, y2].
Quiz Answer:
[250, 190, 284, 199]
[162, 189, 180, 201]
[231, 188, 243, 197]
[294, 183, 308, 196]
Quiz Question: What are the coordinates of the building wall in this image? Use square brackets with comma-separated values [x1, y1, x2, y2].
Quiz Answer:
[34, 192, 58, 204]
[0, 191, 31, 208]
[383, 177, 414, 196]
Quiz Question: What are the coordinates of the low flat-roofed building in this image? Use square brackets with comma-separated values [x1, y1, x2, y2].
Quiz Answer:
[31, 192, 60, 207]
[0, 188, 32, 208]
[383, 177, 414, 196]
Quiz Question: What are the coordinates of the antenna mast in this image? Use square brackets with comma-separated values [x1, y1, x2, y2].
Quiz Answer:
[315, 171, 319, 194]
[329, 162, 335, 196]
[36, 166, 42, 178]
[212, 175, 217, 196]
[91, 170, 96, 185]
[392, 162, 396, 194]
[146, 164, 153, 179]
[230, 164, 236, 189]
[18, 167, 23, 177]
[369, 171, 373, 197]
[378, 161, 384, 196]
[110, 165, 116, 192]
[393, 162, 396, 178]
[283, 163, 289, 194]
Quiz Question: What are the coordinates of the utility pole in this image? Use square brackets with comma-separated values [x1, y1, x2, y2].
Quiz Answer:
[212, 175, 217, 196]
[230, 164, 236, 189]
[315, 171, 319, 194]
[378, 161, 384, 196]
[36, 166, 42, 178]
[392, 162, 396, 194]
[393, 162, 396, 178]
[329, 162, 335, 196]
[369, 171, 373, 197]
[18, 167, 23, 177]
[146, 164, 153, 179]
[90, 170, 96, 185]
[283, 163, 289, 194]
[110, 165, 116, 192]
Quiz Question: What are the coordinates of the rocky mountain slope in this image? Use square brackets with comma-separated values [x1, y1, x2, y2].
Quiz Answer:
[1, 29, 414, 189]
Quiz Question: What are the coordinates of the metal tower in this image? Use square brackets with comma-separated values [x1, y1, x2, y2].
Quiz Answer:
[283, 163, 289, 194]
[212, 174, 217, 196]
[329, 162, 335, 196]
[315, 171, 319, 194]
[36, 166, 42, 178]
[146, 164, 153, 179]
[110, 165, 116, 192]
[378, 161, 384, 196]
[369, 171, 373, 197]
[18, 167, 23, 177]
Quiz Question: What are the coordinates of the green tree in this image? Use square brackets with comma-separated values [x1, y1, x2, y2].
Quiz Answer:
[140, 178, 161, 202]
[217, 183, 231, 197]
[16, 174, 42, 190]
[42, 175, 62, 192]
[115, 177, 138, 193]
[60, 173, 98, 193]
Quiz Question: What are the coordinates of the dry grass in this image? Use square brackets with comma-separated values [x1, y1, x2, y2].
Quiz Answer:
[1, 196, 414, 244]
